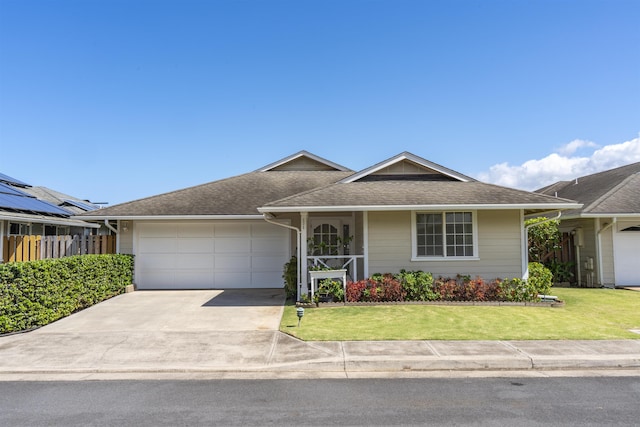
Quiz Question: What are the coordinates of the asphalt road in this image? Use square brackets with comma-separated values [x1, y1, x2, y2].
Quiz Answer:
[1, 377, 639, 426]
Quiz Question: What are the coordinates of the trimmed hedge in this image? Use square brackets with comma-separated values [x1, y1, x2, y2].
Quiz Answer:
[0, 254, 134, 334]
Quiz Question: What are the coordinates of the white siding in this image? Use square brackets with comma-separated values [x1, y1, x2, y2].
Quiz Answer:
[367, 210, 523, 279]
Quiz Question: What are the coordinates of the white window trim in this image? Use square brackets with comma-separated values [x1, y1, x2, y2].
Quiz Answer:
[411, 210, 480, 261]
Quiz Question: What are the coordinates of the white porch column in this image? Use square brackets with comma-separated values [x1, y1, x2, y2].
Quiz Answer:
[363, 211, 369, 278]
[520, 209, 527, 279]
[300, 212, 309, 300]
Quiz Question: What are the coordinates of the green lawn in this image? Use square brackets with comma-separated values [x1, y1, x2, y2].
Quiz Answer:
[280, 288, 640, 341]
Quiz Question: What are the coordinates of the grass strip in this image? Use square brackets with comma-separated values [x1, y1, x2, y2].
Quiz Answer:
[280, 288, 640, 341]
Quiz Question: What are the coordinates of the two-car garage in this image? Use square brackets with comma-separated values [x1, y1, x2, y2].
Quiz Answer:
[134, 221, 290, 290]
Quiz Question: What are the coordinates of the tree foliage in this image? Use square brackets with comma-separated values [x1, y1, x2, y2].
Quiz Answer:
[525, 217, 560, 263]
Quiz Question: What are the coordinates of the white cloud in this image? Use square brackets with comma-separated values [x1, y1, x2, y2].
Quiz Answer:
[557, 139, 598, 156]
[477, 135, 640, 190]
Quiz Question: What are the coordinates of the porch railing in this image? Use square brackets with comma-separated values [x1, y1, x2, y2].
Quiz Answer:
[2, 235, 116, 263]
[307, 255, 364, 282]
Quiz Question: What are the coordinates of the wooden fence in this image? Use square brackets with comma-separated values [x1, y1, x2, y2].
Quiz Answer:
[2, 235, 116, 263]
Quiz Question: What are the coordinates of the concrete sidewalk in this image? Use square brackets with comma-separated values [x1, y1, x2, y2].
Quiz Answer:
[1, 330, 639, 380]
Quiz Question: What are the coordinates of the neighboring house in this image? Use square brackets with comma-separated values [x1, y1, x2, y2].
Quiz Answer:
[0, 172, 103, 260]
[79, 151, 580, 298]
[536, 162, 640, 288]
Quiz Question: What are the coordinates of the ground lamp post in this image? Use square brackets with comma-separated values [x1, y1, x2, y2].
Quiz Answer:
[296, 307, 304, 327]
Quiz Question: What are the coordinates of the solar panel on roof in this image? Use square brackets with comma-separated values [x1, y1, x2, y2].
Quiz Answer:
[63, 199, 98, 211]
[0, 193, 71, 216]
[0, 172, 30, 187]
[0, 182, 33, 197]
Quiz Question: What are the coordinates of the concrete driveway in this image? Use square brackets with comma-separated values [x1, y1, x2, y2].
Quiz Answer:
[0, 289, 295, 378]
[40, 289, 286, 332]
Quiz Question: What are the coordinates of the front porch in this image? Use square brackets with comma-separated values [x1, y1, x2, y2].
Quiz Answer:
[302, 211, 367, 300]
[266, 211, 368, 301]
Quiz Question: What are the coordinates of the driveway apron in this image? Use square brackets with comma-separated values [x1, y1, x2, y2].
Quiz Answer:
[0, 289, 287, 374]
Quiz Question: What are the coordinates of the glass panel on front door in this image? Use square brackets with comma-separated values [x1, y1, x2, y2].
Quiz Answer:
[311, 224, 339, 255]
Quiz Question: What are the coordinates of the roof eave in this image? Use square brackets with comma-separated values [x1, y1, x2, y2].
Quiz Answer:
[577, 213, 640, 218]
[1, 212, 101, 228]
[75, 214, 266, 221]
[259, 203, 583, 213]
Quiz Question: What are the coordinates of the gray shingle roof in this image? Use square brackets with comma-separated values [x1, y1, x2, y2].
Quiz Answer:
[536, 162, 640, 216]
[79, 151, 582, 219]
[79, 171, 353, 217]
[261, 180, 577, 212]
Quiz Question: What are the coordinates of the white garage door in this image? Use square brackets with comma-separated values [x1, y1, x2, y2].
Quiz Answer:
[613, 226, 640, 287]
[135, 221, 290, 289]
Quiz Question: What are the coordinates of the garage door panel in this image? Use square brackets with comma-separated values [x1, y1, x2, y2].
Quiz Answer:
[177, 238, 214, 253]
[252, 222, 287, 237]
[178, 223, 214, 238]
[176, 253, 214, 269]
[174, 271, 215, 289]
[215, 272, 251, 287]
[251, 255, 287, 271]
[138, 223, 177, 238]
[139, 238, 178, 253]
[139, 270, 177, 289]
[252, 238, 288, 252]
[215, 255, 250, 270]
[252, 272, 285, 287]
[215, 223, 250, 237]
[215, 238, 250, 253]
[138, 253, 176, 269]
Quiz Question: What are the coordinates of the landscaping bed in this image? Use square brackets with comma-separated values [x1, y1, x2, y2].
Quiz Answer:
[301, 263, 555, 305]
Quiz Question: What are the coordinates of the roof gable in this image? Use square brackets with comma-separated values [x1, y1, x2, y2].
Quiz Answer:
[536, 162, 640, 215]
[258, 150, 351, 172]
[341, 152, 475, 183]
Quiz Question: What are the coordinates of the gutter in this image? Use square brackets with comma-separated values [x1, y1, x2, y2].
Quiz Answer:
[1, 213, 101, 229]
[78, 215, 265, 221]
[258, 203, 582, 213]
[523, 211, 562, 279]
[262, 213, 302, 301]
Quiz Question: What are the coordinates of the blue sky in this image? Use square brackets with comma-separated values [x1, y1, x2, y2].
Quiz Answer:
[1, 0, 638, 205]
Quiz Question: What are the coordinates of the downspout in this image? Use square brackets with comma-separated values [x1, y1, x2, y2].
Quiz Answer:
[523, 211, 562, 279]
[104, 219, 118, 234]
[596, 217, 616, 287]
[104, 219, 120, 253]
[262, 213, 302, 301]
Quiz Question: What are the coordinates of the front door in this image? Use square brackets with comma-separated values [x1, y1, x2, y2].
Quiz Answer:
[309, 218, 352, 254]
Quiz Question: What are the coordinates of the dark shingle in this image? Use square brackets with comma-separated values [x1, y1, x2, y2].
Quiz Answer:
[536, 162, 640, 215]
[263, 180, 575, 208]
[79, 171, 352, 216]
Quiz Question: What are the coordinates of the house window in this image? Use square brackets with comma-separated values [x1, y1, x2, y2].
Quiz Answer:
[9, 222, 30, 235]
[414, 211, 476, 259]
